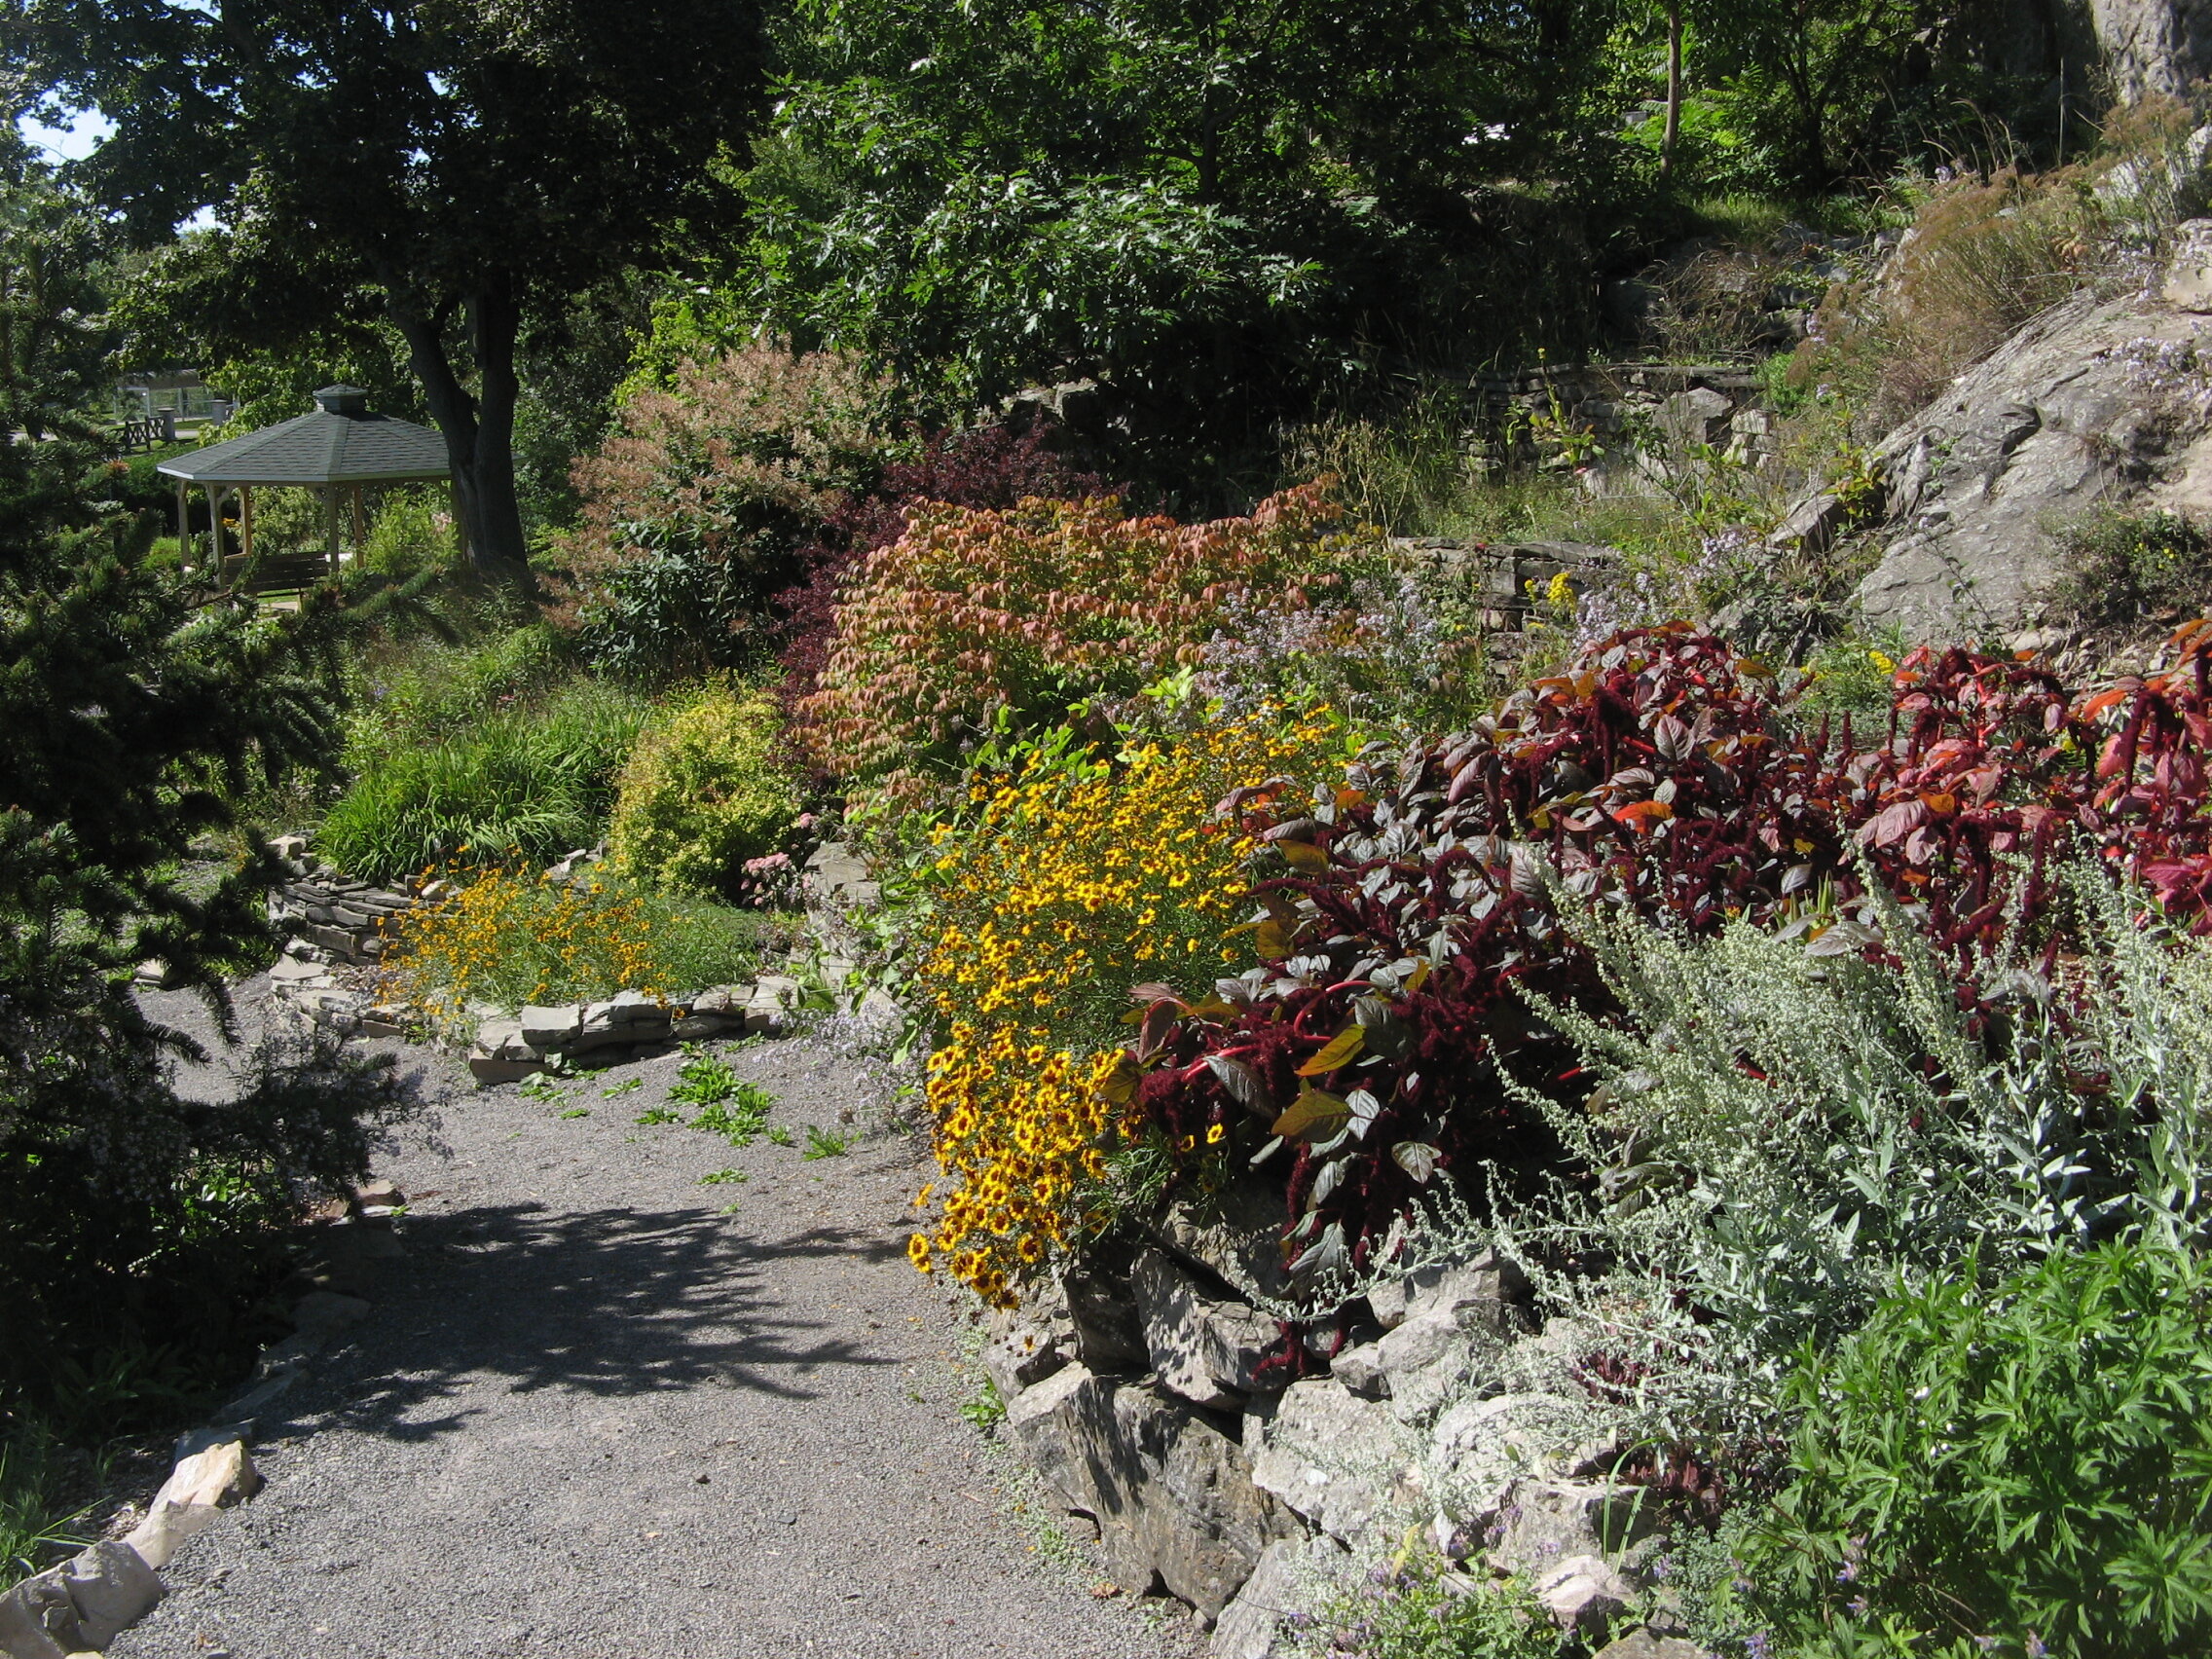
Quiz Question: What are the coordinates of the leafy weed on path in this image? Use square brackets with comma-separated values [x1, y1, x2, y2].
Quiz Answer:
[672, 1046, 776, 1146]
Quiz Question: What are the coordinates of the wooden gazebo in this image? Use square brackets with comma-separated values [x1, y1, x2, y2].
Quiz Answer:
[157, 386, 458, 586]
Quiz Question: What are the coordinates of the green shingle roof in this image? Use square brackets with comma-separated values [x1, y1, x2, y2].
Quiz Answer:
[157, 387, 451, 486]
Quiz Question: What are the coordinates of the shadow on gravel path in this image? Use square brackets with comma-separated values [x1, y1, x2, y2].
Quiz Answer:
[108, 1032, 1198, 1659]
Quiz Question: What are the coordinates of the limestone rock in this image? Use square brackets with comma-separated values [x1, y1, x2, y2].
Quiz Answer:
[1487, 1477, 1660, 1580]
[1007, 1362, 1101, 1512]
[1532, 1553, 1637, 1639]
[1248, 1378, 1419, 1547]
[1429, 1394, 1587, 1514]
[1848, 288, 2212, 640]
[1765, 490, 1851, 553]
[1131, 1248, 1278, 1410]
[1593, 1633, 1714, 1659]
[1363, 1253, 1528, 1422]
[745, 977, 802, 1034]
[1654, 386, 1733, 455]
[979, 1315, 1072, 1405]
[2167, 218, 2212, 312]
[2094, 0, 2212, 100]
[0, 1569, 82, 1659]
[1059, 1258, 1148, 1372]
[576, 991, 672, 1051]
[1210, 1536, 1346, 1659]
[57, 1541, 164, 1647]
[1144, 1176, 1293, 1305]
[125, 1438, 261, 1569]
[518, 1003, 585, 1050]
[1007, 1363, 1283, 1619]
[1329, 1340, 1388, 1398]
[1365, 1249, 1529, 1331]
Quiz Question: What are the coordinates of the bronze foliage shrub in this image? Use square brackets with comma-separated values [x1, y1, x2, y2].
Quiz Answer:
[795, 482, 1387, 799]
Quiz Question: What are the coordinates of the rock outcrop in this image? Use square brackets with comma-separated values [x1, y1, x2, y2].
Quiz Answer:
[1846, 240, 2212, 642]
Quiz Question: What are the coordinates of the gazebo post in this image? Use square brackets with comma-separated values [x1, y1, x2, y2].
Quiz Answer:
[450, 480, 470, 566]
[241, 486, 255, 566]
[323, 487, 341, 574]
[174, 478, 190, 571]
[351, 484, 366, 556]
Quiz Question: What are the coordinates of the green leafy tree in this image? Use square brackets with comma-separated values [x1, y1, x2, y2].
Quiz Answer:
[730, 0, 1631, 473]
[33, 0, 768, 584]
[1687, 0, 1926, 191]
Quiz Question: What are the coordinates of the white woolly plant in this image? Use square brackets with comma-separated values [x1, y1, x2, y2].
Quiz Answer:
[1477, 861, 2212, 1443]
[1263, 863, 2212, 1451]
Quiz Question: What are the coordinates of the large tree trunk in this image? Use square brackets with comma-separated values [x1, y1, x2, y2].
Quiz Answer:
[390, 283, 535, 593]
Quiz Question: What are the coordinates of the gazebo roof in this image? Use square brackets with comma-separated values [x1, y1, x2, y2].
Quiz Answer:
[157, 386, 450, 487]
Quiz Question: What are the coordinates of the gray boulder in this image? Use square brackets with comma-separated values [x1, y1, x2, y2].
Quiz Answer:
[1210, 1535, 1348, 1659]
[1131, 1248, 1279, 1410]
[1593, 1633, 1714, 1659]
[979, 1313, 1073, 1405]
[0, 1567, 82, 1659]
[58, 1539, 165, 1647]
[518, 1003, 585, 1050]
[1247, 1378, 1421, 1547]
[1847, 286, 2212, 641]
[1007, 1363, 1285, 1619]
[1487, 1477, 1662, 1580]
[1058, 1258, 1149, 1372]
[1532, 1553, 1637, 1640]
[1143, 1176, 1293, 1305]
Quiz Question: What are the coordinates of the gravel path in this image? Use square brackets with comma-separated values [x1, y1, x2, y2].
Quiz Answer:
[112, 996, 1198, 1659]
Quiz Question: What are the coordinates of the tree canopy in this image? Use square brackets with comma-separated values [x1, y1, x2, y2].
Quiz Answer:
[32, 0, 771, 580]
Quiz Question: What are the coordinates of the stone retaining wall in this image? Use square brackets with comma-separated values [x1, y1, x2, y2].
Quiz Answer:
[981, 1180, 1710, 1658]
[263, 836, 424, 965]
[1472, 361, 1777, 474]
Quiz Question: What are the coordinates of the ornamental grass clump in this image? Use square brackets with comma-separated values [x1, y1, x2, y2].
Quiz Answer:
[909, 713, 1338, 1304]
[798, 483, 1386, 800]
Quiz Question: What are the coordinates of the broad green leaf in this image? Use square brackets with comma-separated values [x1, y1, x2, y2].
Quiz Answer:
[1272, 1086, 1350, 1140]
[1296, 1025, 1365, 1077]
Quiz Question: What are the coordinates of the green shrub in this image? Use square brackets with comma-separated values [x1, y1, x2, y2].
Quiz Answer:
[2045, 508, 2212, 634]
[358, 487, 460, 578]
[607, 686, 800, 901]
[1742, 1239, 2212, 1659]
[564, 344, 902, 680]
[320, 679, 648, 883]
[1486, 867, 2212, 1439]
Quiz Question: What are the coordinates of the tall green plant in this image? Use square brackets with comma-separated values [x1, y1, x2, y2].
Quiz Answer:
[319, 681, 648, 883]
[1743, 1239, 2212, 1658]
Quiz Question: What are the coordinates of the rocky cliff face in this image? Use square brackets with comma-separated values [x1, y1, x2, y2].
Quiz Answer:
[2092, 0, 2212, 97]
[1849, 225, 2212, 644]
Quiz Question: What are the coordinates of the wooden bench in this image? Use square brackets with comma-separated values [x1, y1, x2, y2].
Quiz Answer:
[219, 550, 336, 595]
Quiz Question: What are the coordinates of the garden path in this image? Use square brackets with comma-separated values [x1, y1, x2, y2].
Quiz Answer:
[112, 977, 1198, 1659]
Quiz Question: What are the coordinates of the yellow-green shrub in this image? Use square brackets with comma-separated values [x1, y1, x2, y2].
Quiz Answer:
[607, 687, 800, 900]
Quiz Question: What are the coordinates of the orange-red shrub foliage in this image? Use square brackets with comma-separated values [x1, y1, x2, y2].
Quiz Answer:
[795, 483, 1381, 796]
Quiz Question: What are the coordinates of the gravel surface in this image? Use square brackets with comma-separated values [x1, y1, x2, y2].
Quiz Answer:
[111, 998, 1199, 1659]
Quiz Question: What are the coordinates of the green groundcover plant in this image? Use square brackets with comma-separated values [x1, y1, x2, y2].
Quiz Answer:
[1737, 1239, 2212, 1659]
